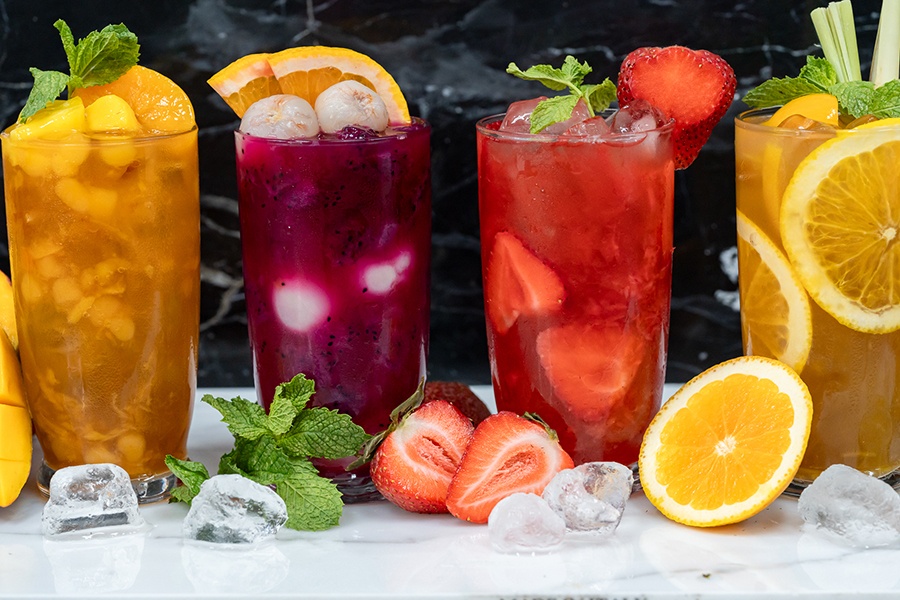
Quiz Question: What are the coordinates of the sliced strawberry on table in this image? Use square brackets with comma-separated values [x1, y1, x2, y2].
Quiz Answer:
[617, 45, 736, 169]
[536, 324, 642, 423]
[445, 411, 574, 524]
[424, 380, 492, 426]
[484, 231, 565, 335]
[370, 399, 474, 513]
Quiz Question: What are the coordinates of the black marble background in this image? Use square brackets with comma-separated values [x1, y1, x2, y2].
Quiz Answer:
[0, 0, 884, 386]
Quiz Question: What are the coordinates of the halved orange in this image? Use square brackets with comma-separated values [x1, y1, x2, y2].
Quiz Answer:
[208, 46, 410, 124]
[207, 53, 282, 118]
[73, 65, 195, 134]
[639, 356, 812, 527]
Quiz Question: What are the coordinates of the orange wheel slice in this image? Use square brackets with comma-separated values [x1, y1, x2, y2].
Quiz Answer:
[207, 53, 283, 118]
[73, 65, 195, 134]
[639, 356, 812, 527]
[267, 46, 409, 124]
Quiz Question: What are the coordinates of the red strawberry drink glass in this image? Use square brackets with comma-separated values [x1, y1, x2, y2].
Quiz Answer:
[236, 120, 431, 500]
[476, 104, 675, 468]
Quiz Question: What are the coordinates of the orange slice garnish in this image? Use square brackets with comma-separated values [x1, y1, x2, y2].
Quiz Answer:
[207, 53, 282, 118]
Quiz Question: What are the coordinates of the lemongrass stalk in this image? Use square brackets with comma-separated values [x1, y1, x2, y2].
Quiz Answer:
[871, 0, 900, 87]
[833, 0, 862, 80]
[812, 6, 847, 80]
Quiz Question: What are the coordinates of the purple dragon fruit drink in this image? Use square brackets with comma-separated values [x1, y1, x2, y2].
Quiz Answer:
[235, 90, 431, 500]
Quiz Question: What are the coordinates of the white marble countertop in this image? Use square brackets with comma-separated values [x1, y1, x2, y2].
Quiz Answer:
[2, 384, 899, 599]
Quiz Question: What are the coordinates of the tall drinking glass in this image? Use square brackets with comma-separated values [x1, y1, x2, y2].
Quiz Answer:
[1, 127, 200, 502]
[235, 120, 431, 500]
[735, 109, 900, 492]
[476, 114, 675, 468]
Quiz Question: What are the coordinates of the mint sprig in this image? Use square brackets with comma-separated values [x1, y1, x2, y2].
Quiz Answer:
[165, 373, 371, 532]
[18, 19, 139, 123]
[743, 55, 900, 119]
[506, 55, 616, 133]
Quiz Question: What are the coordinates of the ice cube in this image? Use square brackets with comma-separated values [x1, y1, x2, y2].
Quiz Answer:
[361, 250, 412, 294]
[240, 95, 319, 139]
[500, 97, 548, 133]
[183, 474, 288, 544]
[543, 99, 592, 135]
[608, 99, 670, 134]
[41, 463, 145, 536]
[541, 462, 633, 534]
[488, 493, 566, 554]
[798, 464, 900, 547]
[273, 280, 330, 333]
[315, 80, 389, 134]
[565, 115, 612, 137]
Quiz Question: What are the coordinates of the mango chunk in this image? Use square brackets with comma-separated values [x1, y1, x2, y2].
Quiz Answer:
[84, 94, 140, 133]
[0, 404, 31, 507]
[10, 97, 86, 141]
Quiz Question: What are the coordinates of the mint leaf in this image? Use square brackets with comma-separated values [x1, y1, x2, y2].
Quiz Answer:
[582, 79, 617, 113]
[506, 62, 572, 91]
[164, 455, 210, 504]
[280, 407, 370, 460]
[53, 20, 76, 73]
[277, 471, 344, 531]
[68, 23, 139, 90]
[743, 76, 823, 108]
[203, 394, 270, 440]
[19, 68, 68, 123]
[266, 391, 299, 437]
[530, 94, 579, 133]
[798, 56, 838, 90]
[830, 80, 875, 118]
[869, 80, 900, 118]
[273, 373, 316, 413]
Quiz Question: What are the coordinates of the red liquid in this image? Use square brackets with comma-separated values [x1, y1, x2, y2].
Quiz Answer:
[476, 116, 674, 466]
[235, 122, 431, 496]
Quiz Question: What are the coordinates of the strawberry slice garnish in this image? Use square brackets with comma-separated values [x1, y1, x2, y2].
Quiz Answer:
[536, 324, 642, 423]
[445, 412, 574, 523]
[424, 380, 492, 426]
[484, 231, 565, 334]
[370, 399, 474, 513]
[617, 45, 735, 169]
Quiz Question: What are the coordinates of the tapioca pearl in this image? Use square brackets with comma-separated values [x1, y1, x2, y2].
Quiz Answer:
[273, 281, 330, 332]
[360, 251, 412, 294]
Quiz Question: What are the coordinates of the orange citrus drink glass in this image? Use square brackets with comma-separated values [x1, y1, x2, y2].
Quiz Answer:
[1, 67, 200, 502]
[735, 105, 900, 490]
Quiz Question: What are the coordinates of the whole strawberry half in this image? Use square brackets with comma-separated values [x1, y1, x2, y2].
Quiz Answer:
[445, 412, 574, 524]
[370, 399, 474, 513]
[617, 45, 736, 169]
[424, 381, 492, 426]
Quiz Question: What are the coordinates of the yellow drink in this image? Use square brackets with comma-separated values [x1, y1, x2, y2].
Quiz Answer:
[1, 126, 200, 501]
[735, 108, 900, 488]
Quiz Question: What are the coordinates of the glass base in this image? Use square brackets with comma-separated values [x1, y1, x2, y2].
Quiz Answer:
[782, 469, 900, 498]
[332, 471, 383, 504]
[37, 461, 178, 504]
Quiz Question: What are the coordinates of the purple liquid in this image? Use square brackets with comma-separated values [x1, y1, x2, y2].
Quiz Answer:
[235, 120, 431, 498]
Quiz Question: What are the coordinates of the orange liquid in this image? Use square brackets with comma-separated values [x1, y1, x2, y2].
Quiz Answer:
[1, 129, 200, 480]
[735, 110, 900, 482]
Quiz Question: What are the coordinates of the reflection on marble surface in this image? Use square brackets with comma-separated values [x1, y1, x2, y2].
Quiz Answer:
[0, 1, 884, 386]
[181, 541, 290, 593]
[43, 533, 145, 595]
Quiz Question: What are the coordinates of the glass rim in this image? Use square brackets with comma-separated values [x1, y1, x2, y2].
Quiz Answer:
[235, 116, 430, 146]
[0, 124, 198, 147]
[735, 106, 900, 135]
[475, 110, 676, 142]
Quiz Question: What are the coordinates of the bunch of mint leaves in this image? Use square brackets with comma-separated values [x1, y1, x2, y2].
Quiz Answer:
[20, 19, 139, 123]
[744, 55, 900, 119]
[165, 374, 370, 532]
[506, 55, 616, 133]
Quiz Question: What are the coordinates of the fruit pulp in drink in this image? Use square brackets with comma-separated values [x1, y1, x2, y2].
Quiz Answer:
[735, 109, 900, 483]
[476, 115, 675, 466]
[1, 129, 200, 485]
[236, 121, 431, 493]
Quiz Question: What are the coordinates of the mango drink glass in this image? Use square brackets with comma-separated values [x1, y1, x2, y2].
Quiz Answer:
[1, 126, 200, 502]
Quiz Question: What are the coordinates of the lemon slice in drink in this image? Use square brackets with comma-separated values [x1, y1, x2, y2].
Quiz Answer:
[780, 126, 900, 333]
[639, 356, 812, 527]
[737, 210, 812, 373]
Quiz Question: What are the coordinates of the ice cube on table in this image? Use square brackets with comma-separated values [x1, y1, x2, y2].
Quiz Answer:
[240, 95, 319, 139]
[183, 474, 288, 544]
[42, 463, 145, 536]
[488, 493, 566, 554]
[273, 279, 330, 333]
[542, 462, 633, 534]
[798, 464, 900, 548]
[608, 99, 670, 134]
